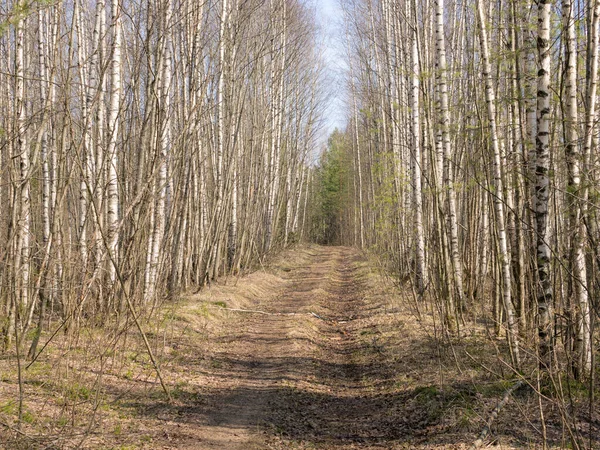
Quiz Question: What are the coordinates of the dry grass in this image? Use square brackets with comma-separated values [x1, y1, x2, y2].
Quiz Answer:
[0, 244, 597, 449]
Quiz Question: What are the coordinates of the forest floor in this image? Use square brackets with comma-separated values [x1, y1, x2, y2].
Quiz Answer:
[1, 245, 599, 449]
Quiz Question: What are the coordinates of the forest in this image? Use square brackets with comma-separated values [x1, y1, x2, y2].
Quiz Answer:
[1, 0, 600, 448]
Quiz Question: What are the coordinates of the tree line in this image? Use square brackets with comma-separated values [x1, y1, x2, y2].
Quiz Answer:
[312, 0, 600, 385]
[5, 0, 600, 432]
[0, 0, 323, 354]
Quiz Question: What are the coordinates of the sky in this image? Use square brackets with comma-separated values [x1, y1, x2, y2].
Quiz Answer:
[319, 0, 338, 17]
[312, 0, 348, 152]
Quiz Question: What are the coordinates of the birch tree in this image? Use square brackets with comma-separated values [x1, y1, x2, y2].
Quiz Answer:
[435, 0, 463, 325]
[476, 0, 520, 367]
[106, 0, 123, 285]
[13, 3, 30, 343]
[410, 13, 426, 295]
[535, 0, 553, 369]
[562, 0, 591, 379]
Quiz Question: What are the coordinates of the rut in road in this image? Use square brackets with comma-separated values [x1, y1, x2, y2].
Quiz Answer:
[194, 246, 391, 449]
[3, 245, 587, 449]
[122, 245, 529, 450]
[138, 245, 417, 449]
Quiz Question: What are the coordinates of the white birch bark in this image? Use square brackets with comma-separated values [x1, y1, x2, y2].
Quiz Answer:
[228, 0, 239, 269]
[145, 0, 172, 303]
[562, 0, 591, 378]
[75, 0, 90, 266]
[210, 0, 229, 277]
[435, 0, 464, 318]
[15, 9, 30, 313]
[584, 1, 600, 168]
[476, 0, 520, 367]
[523, 2, 538, 252]
[106, 0, 123, 284]
[345, 28, 365, 248]
[27, 7, 53, 356]
[292, 164, 307, 234]
[93, 0, 107, 268]
[508, 1, 527, 335]
[535, 0, 554, 369]
[265, 0, 286, 252]
[39, 9, 51, 252]
[411, 24, 426, 295]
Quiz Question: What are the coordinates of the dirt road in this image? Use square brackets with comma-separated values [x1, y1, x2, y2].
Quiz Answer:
[117, 245, 536, 450]
[6, 245, 553, 449]
[168, 246, 397, 448]
[138, 245, 426, 449]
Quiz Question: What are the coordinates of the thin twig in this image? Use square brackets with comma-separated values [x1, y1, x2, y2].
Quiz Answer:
[0, 419, 33, 438]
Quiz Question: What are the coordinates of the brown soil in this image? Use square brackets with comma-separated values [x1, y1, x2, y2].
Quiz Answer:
[1, 245, 598, 449]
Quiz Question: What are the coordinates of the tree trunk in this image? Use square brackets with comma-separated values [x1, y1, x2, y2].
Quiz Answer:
[476, 0, 520, 368]
[435, 0, 463, 326]
[411, 21, 426, 295]
[535, 0, 554, 370]
[562, 0, 591, 379]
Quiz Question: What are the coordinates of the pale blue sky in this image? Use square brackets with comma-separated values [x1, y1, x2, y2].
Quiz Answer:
[312, 0, 347, 151]
[319, 0, 339, 18]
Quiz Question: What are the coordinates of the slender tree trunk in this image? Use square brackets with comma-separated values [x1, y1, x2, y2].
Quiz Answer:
[435, 0, 463, 325]
[535, 0, 554, 370]
[93, 0, 107, 269]
[476, 0, 521, 367]
[411, 23, 426, 295]
[75, 0, 90, 268]
[346, 34, 365, 248]
[144, 0, 172, 304]
[562, 0, 591, 379]
[15, 7, 30, 324]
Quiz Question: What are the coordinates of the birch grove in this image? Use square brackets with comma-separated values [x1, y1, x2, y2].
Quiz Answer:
[0, 0, 322, 347]
[4, 0, 600, 444]
[322, 0, 600, 385]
